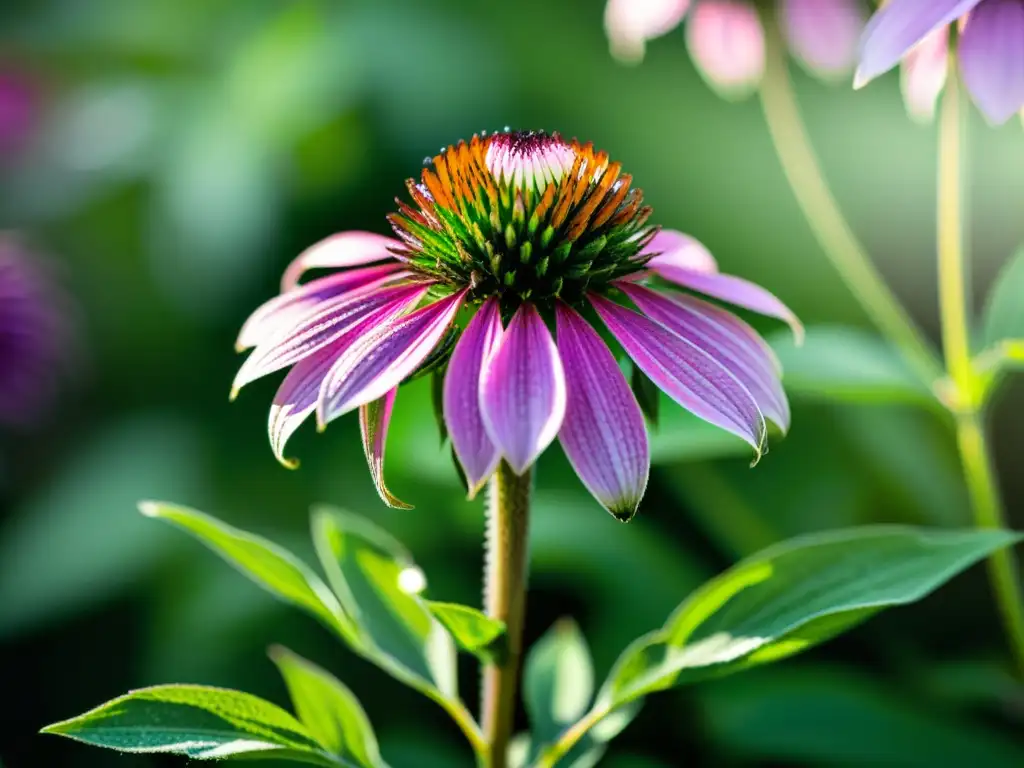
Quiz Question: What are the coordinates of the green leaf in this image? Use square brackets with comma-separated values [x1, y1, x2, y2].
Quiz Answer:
[41, 684, 344, 766]
[311, 507, 457, 700]
[598, 526, 1021, 710]
[769, 327, 934, 406]
[426, 601, 507, 663]
[524, 619, 595, 747]
[139, 501, 353, 642]
[982, 246, 1024, 347]
[269, 646, 384, 768]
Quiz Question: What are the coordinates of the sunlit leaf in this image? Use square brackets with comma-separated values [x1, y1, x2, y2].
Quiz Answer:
[270, 646, 384, 768]
[982, 246, 1024, 348]
[426, 602, 506, 663]
[139, 501, 353, 642]
[769, 327, 934, 405]
[311, 507, 457, 700]
[524, 619, 594, 747]
[41, 685, 344, 766]
[598, 526, 1021, 710]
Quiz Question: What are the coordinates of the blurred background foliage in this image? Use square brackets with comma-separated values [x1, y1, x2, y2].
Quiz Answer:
[2, 0, 1024, 765]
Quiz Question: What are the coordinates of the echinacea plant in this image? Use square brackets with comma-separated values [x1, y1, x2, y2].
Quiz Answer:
[42, 128, 1024, 768]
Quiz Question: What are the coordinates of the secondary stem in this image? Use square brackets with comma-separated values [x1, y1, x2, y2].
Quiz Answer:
[758, 14, 942, 385]
[937, 58, 1024, 678]
[481, 461, 532, 767]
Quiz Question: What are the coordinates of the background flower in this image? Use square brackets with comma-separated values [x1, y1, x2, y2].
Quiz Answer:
[606, 0, 867, 97]
[857, 0, 1024, 124]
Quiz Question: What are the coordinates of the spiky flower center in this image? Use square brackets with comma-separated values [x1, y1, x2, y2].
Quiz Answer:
[388, 130, 655, 307]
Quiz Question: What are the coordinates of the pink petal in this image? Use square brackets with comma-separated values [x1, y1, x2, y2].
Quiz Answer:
[959, 0, 1024, 124]
[781, 0, 866, 79]
[685, 0, 766, 97]
[236, 264, 406, 351]
[604, 0, 691, 63]
[900, 27, 949, 122]
[232, 283, 430, 397]
[556, 302, 650, 520]
[267, 346, 338, 468]
[480, 303, 567, 475]
[590, 294, 766, 459]
[317, 290, 467, 426]
[281, 231, 403, 291]
[641, 229, 718, 274]
[360, 388, 413, 510]
[619, 282, 790, 431]
[443, 297, 503, 497]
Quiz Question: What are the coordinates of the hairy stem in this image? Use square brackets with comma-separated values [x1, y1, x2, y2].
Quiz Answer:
[758, 13, 942, 385]
[481, 461, 532, 767]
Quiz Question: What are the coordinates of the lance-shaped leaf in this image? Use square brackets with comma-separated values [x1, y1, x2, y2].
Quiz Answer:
[139, 501, 354, 643]
[524, 619, 595, 747]
[982, 246, 1024, 347]
[270, 646, 384, 768]
[359, 389, 412, 510]
[41, 685, 346, 766]
[426, 601, 507, 663]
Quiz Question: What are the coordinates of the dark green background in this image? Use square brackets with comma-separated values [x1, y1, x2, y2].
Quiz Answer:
[2, 0, 1024, 765]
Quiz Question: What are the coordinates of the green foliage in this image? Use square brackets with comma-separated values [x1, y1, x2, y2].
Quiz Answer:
[41, 685, 349, 766]
[982, 246, 1024, 348]
[426, 601, 507, 663]
[770, 327, 935, 406]
[270, 646, 384, 768]
[524, 619, 595, 747]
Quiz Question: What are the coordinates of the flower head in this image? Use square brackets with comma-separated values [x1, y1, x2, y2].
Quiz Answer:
[605, 0, 867, 97]
[0, 236, 72, 427]
[233, 130, 799, 520]
[856, 0, 1024, 125]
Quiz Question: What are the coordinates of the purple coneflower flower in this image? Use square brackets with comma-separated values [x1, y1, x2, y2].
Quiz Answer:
[604, 0, 867, 96]
[233, 131, 798, 520]
[856, 0, 1024, 125]
[0, 237, 71, 427]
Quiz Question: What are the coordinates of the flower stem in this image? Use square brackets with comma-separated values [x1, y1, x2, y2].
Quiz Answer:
[758, 14, 942, 385]
[481, 460, 532, 767]
[936, 63, 1024, 678]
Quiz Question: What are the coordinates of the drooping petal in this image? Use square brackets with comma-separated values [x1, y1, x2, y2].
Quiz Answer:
[647, 243, 803, 342]
[640, 229, 718, 273]
[900, 27, 950, 122]
[267, 345, 338, 468]
[780, 0, 866, 79]
[604, 0, 691, 63]
[360, 388, 413, 510]
[232, 283, 430, 396]
[281, 231, 402, 291]
[443, 297, 503, 496]
[318, 290, 467, 426]
[855, 0, 982, 86]
[590, 294, 767, 459]
[555, 302, 649, 521]
[236, 264, 405, 351]
[480, 303, 567, 475]
[685, 0, 766, 98]
[958, 0, 1024, 124]
[619, 283, 790, 431]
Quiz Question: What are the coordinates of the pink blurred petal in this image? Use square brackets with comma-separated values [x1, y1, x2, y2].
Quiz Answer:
[604, 0, 691, 63]
[236, 264, 406, 351]
[360, 388, 413, 510]
[900, 26, 949, 122]
[959, 0, 1024, 125]
[281, 231, 402, 291]
[555, 302, 650, 520]
[590, 293, 766, 459]
[855, 0, 981, 86]
[685, 0, 766, 97]
[317, 290, 467, 426]
[480, 303, 567, 475]
[232, 283, 429, 396]
[444, 297, 503, 497]
[781, 0, 866, 79]
[620, 283, 789, 431]
[641, 229, 718, 273]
